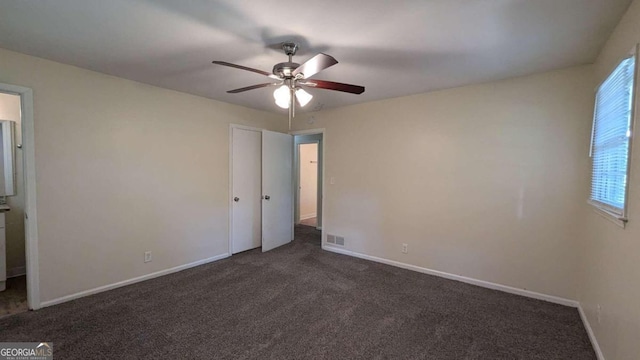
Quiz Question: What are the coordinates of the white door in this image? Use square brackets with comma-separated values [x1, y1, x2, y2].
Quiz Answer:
[262, 130, 293, 252]
[231, 128, 262, 254]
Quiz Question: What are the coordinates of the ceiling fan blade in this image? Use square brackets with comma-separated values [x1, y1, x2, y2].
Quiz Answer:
[300, 79, 365, 94]
[292, 53, 338, 79]
[227, 83, 277, 93]
[212, 61, 272, 77]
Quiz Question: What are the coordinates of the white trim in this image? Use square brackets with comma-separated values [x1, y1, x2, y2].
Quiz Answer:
[228, 126, 233, 256]
[300, 213, 316, 220]
[289, 128, 326, 136]
[0, 83, 40, 310]
[578, 304, 605, 360]
[40, 253, 229, 308]
[322, 245, 578, 307]
[7, 266, 26, 278]
[590, 203, 627, 228]
[229, 124, 265, 133]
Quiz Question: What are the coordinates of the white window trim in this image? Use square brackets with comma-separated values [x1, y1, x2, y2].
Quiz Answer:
[589, 44, 639, 228]
[588, 200, 628, 228]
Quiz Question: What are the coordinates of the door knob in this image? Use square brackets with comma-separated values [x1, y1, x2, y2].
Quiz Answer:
[234, 197, 239, 202]
[264, 195, 270, 200]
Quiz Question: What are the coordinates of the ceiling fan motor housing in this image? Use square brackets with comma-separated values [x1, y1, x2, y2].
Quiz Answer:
[272, 42, 302, 79]
[273, 62, 300, 79]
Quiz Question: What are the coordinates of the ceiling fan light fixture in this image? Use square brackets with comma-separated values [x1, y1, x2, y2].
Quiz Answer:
[273, 85, 290, 109]
[295, 88, 313, 107]
[275, 97, 290, 109]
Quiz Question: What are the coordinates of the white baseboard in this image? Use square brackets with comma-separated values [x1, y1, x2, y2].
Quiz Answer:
[7, 266, 26, 278]
[322, 245, 578, 307]
[578, 303, 605, 360]
[40, 253, 230, 308]
[300, 213, 317, 220]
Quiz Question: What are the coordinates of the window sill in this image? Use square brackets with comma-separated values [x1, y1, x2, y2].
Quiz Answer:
[588, 201, 627, 228]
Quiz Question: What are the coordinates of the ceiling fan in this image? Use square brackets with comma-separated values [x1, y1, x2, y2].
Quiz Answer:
[213, 42, 365, 129]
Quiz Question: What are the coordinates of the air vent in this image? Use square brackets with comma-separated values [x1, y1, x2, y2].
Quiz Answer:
[336, 236, 345, 246]
[327, 234, 336, 244]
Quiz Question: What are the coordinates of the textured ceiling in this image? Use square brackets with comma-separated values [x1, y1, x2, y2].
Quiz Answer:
[0, 0, 632, 115]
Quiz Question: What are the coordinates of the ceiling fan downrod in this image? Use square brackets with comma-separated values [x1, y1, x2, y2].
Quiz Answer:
[279, 43, 299, 130]
[287, 78, 295, 130]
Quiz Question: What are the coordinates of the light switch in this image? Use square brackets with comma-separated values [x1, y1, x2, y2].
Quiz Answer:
[330, 177, 335, 185]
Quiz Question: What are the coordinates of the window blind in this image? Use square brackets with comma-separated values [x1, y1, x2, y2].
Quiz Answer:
[590, 55, 636, 216]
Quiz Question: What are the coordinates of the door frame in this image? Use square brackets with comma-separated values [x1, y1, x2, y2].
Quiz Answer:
[0, 83, 40, 310]
[290, 128, 325, 234]
[228, 124, 264, 256]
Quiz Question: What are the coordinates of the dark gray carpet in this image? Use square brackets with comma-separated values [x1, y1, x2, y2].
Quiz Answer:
[0, 275, 28, 318]
[0, 225, 595, 359]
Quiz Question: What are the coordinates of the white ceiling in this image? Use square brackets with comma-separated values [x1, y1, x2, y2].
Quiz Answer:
[0, 0, 632, 114]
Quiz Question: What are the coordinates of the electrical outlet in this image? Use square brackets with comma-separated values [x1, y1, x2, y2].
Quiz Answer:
[597, 304, 602, 324]
[402, 243, 408, 254]
[144, 251, 152, 263]
[330, 177, 336, 185]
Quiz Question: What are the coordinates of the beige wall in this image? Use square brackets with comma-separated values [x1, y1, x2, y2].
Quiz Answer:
[580, 1, 640, 359]
[0, 92, 25, 275]
[299, 143, 318, 219]
[0, 48, 286, 303]
[293, 65, 594, 300]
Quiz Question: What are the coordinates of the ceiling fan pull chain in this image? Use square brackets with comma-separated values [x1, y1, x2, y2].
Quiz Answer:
[293, 87, 296, 118]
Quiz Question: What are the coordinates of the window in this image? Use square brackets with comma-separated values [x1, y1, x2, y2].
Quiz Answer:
[590, 48, 637, 224]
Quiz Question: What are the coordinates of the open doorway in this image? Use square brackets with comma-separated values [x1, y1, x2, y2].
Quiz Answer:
[0, 91, 27, 317]
[0, 82, 38, 313]
[298, 143, 318, 227]
[293, 131, 323, 248]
